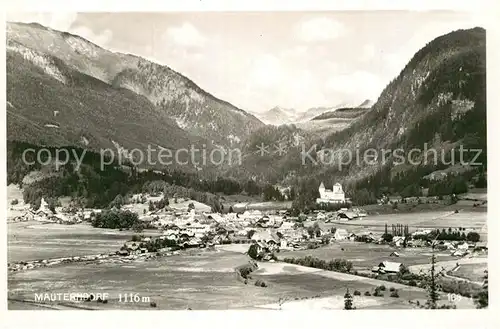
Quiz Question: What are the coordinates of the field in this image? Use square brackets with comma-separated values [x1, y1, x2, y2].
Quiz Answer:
[325, 210, 487, 240]
[278, 241, 458, 272]
[7, 221, 160, 262]
[8, 248, 477, 310]
[445, 262, 487, 284]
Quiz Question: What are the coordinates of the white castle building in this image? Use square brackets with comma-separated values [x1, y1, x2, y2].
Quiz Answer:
[316, 182, 346, 204]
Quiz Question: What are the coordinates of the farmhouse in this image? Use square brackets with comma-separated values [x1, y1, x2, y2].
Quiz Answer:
[334, 229, 349, 240]
[251, 230, 280, 245]
[372, 261, 403, 274]
[316, 182, 346, 204]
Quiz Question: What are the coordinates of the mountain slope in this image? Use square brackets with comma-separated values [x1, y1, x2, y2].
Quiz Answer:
[6, 39, 207, 171]
[312, 27, 487, 184]
[231, 27, 486, 186]
[6, 22, 264, 146]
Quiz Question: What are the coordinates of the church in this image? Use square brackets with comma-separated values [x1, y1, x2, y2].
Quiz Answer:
[316, 182, 346, 204]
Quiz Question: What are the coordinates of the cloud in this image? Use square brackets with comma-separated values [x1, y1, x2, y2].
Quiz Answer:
[71, 26, 113, 47]
[6, 12, 114, 48]
[296, 17, 346, 42]
[164, 22, 206, 48]
[249, 54, 283, 89]
[326, 71, 384, 100]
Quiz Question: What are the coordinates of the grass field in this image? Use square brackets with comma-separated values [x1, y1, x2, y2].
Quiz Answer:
[8, 248, 477, 310]
[7, 221, 160, 262]
[452, 263, 488, 283]
[324, 210, 487, 240]
[277, 241, 457, 271]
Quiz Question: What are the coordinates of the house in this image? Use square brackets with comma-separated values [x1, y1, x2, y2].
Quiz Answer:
[390, 251, 400, 257]
[334, 229, 349, 240]
[316, 182, 346, 204]
[336, 211, 358, 221]
[392, 236, 405, 247]
[347, 233, 358, 241]
[452, 249, 468, 257]
[251, 230, 280, 245]
[124, 241, 140, 251]
[372, 261, 403, 274]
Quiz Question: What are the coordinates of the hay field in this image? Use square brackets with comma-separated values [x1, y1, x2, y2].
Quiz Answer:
[8, 249, 477, 310]
[7, 221, 160, 262]
[277, 241, 457, 271]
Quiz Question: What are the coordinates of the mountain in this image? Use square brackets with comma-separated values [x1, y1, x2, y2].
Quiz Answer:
[6, 22, 263, 148]
[6, 39, 207, 171]
[255, 102, 367, 126]
[252, 106, 299, 125]
[234, 27, 487, 187]
[307, 27, 487, 187]
[295, 107, 333, 122]
[311, 107, 370, 121]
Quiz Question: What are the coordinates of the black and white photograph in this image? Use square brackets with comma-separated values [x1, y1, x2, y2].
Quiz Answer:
[3, 1, 492, 321]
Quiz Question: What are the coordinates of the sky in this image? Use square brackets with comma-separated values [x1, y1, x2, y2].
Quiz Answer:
[6, 11, 484, 113]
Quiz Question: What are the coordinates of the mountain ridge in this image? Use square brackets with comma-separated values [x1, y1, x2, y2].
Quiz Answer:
[6, 21, 264, 146]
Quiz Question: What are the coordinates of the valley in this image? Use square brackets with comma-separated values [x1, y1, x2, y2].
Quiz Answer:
[5, 15, 488, 312]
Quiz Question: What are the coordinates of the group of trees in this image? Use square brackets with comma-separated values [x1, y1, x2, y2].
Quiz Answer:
[262, 184, 285, 202]
[306, 222, 322, 238]
[426, 228, 480, 242]
[427, 175, 468, 197]
[148, 196, 170, 211]
[91, 209, 140, 229]
[8, 141, 270, 213]
[282, 256, 353, 273]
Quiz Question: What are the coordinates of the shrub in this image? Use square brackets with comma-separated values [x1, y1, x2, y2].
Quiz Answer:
[373, 287, 384, 297]
[255, 279, 267, 287]
[10, 199, 19, 205]
[389, 287, 396, 292]
[247, 244, 260, 260]
[379, 285, 386, 291]
[150, 302, 157, 308]
[409, 280, 417, 287]
[364, 291, 371, 296]
[353, 290, 361, 296]
[390, 291, 400, 298]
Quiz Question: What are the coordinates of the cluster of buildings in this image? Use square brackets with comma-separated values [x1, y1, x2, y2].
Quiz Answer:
[10, 198, 84, 224]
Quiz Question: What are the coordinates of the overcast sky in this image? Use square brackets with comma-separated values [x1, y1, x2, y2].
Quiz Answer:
[7, 11, 483, 112]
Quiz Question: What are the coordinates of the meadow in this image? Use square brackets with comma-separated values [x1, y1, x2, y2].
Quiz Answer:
[7, 221, 160, 262]
[8, 248, 477, 310]
[278, 241, 457, 272]
[329, 210, 487, 239]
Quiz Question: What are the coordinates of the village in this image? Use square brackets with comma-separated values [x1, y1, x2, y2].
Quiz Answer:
[8, 181, 487, 278]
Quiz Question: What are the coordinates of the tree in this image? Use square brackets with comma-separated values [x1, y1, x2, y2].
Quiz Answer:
[228, 206, 234, 213]
[382, 233, 393, 243]
[247, 244, 260, 260]
[109, 194, 125, 209]
[344, 289, 355, 310]
[474, 270, 488, 308]
[246, 229, 256, 240]
[466, 232, 480, 242]
[187, 202, 195, 211]
[426, 248, 439, 309]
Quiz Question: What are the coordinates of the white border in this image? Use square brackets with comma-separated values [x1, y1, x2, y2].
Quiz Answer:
[1, 1, 499, 329]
